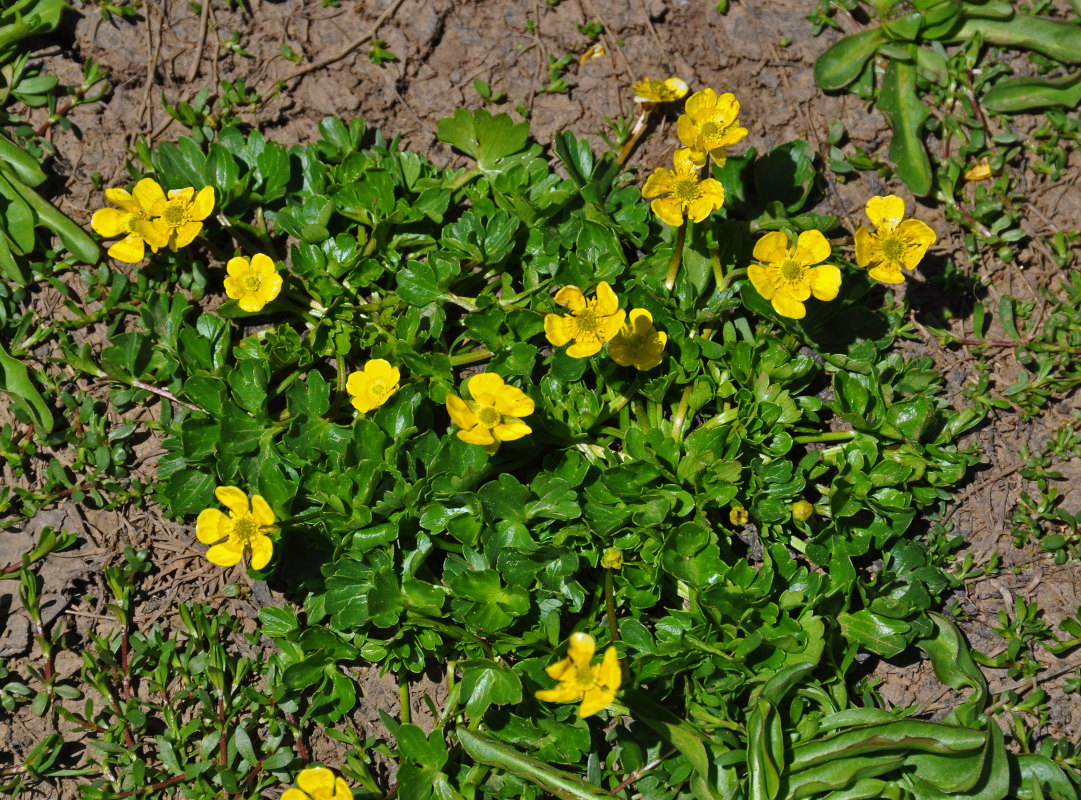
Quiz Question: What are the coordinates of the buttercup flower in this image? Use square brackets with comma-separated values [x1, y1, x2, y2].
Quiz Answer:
[446, 372, 534, 454]
[544, 282, 626, 358]
[791, 500, 814, 522]
[632, 76, 689, 107]
[133, 181, 215, 251]
[729, 506, 749, 526]
[282, 766, 351, 800]
[747, 230, 841, 320]
[964, 162, 992, 182]
[196, 486, 277, 570]
[608, 308, 667, 371]
[347, 358, 401, 414]
[535, 632, 621, 718]
[223, 253, 282, 312]
[641, 148, 725, 227]
[90, 178, 162, 263]
[854, 195, 937, 284]
[676, 88, 749, 166]
[600, 547, 623, 569]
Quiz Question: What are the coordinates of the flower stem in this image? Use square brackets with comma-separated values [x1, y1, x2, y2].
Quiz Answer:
[664, 223, 688, 292]
[670, 385, 693, 441]
[447, 166, 479, 192]
[604, 569, 619, 643]
[793, 430, 856, 445]
[399, 674, 411, 726]
[449, 348, 494, 367]
[719, 267, 746, 292]
[616, 109, 651, 168]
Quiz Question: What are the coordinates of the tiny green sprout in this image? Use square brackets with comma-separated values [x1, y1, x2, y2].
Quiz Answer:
[577, 20, 603, 41]
[223, 31, 252, 58]
[368, 39, 398, 66]
[280, 41, 303, 64]
[472, 78, 506, 104]
[716, 0, 729, 12]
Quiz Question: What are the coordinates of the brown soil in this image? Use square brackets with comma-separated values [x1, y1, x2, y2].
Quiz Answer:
[4, 0, 1081, 795]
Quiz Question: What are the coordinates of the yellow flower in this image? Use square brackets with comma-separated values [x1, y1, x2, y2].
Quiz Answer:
[90, 178, 162, 263]
[676, 88, 748, 166]
[223, 253, 282, 312]
[963, 162, 992, 182]
[747, 230, 841, 320]
[579, 42, 606, 65]
[282, 767, 352, 800]
[535, 632, 621, 718]
[632, 77, 689, 107]
[729, 506, 749, 526]
[446, 372, 534, 454]
[196, 486, 277, 570]
[791, 500, 814, 522]
[133, 180, 215, 251]
[346, 358, 401, 414]
[544, 282, 626, 358]
[600, 547, 623, 569]
[608, 308, 667, 370]
[854, 195, 937, 285]
[641, 149, 725, 227]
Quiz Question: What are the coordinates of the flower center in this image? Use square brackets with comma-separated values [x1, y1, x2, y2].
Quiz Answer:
[232, 514, 258, 545]
[370, 380, 386, 396]
[163, 200, 188, 226]
[673, 177, 700, 203]
[126, 214, 141, 234]
[574, 301, 602, 336]
[243, 274, 262, 294]
[779, 258, 805, 283]
[881, 235, 905, 262]
[477, 405, 501, 428]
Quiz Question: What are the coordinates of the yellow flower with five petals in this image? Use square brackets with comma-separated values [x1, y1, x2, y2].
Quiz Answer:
[281, 766, 352, 800]
[676, 88, 748, 167]
[535, 632, 621, 718]
[632, 77, 689, 108]
[854, 195, 936, 284]
[544, 282, 626, 358]
[196, 486, 277, 570]
[133, 181, 215, 251]
[747, 230, 841, 320]
[446, 373, 534, 454]
[90, 178, 162, 263]
[223, 253, 282, 312]
[641, 149, 725, 227]
[608, 308, 667, 370]
[346, 358, 401, 414]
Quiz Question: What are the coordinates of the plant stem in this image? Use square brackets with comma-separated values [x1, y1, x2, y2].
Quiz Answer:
[793, 430, 856, 445]
[604, 569, 619, 643]
[665, 223, 688, 291]
[399, 673, 411, 726]
[671, 386, 693, 441]
[449, 348, 494, 367]
[616, 109, 651, 168]
[447, 166, 479, 192]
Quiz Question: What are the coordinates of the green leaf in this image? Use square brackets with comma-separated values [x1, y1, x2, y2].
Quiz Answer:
[459, 660, 523, 719]
[876, 56, 932, 196]
[984, 70, 1081, 113]
[436, 108, 530, 173]
[917, 612, 988, 726]
[838, 610, 910, 657]
[814, 29, 885, 91]
[0, 342, 53, 432]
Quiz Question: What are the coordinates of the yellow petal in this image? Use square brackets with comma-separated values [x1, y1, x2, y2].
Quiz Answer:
[808, 264, 842, 302]
[594, 282, 620, 315]
[215, 486, 250, 516]
[544, 313, 575, 347]
[492, 386, 534, 418]
[794, 230, 831, 267]
[103, 187, 142, 216]
[752, 231, 790, 264]
[676, 114, 699, 149]
[366, 358, 399, 384]
[596, 308, 626, 343]
[747, 263, 780, 301]
[259, 273, 283, 305]
[190, 186, 216, 220]
[535, 685, 584, 704]
[684, 87, 718, 120]
[168, 186, 195, 204]
[251, 494, 276, 527]
[896, 219, 936, 268]
[226, 256, 251, 277]
[714, 92, 740, 122]
[173, 220, 203, 249]
[223, 276, 245, 302]
[249, 533, 273, 570]
[566, 338, 603, 358]
[641, 167, 675, 200]
[297, 767, 337, 797]
[467, 373, 507, 406]
[853, 226, 875, 268]
[331, 776, 352, 800]
[132, 178, 167, 216]
[92, 207, 134, 238]
[281, 789, 307, 800]
[250, 252, 276, 275]
[868, 264, 905, 284]
[107, 234, 146, 264]
[964, 163, 992, 181]
[651, 196, 684, 227]
[196, 508, 226, 544]
[457, 425, 496, 446]
[238, 294, 266, 313]
[206, 540, 244, 567]
[446, 394, 479, 430]
[133, 219, 170, 250]
[685, 194, 718, 224]
[493, 420, 532, 442]
[578, 685, 616, 718]
[544, 656, 575, 681]
[865, 194, 905, 230]
[662, 77, 688, 98]
[566, 632, 597, 668]
[553, 285, 587, 312]
[771, 290, 806, 319]
[708, 146, 728, 168]
[698, 178, 725, 209]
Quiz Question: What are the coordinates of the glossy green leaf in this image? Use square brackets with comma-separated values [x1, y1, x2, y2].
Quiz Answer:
[814, 29, 885, 91]
[877, 56, 932, 196]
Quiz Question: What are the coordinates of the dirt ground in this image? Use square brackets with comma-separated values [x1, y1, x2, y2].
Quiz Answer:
[5, 0, 1081, 793]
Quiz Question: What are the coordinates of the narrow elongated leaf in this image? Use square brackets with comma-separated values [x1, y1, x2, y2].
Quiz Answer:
[983, 71, 1081, 113]
[814, 29, 885, 91]
[877, 56, 932, 196]
[0, 342, 53, 432]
